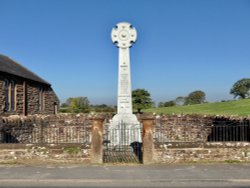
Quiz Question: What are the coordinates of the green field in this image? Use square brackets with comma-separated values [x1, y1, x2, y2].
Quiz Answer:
[146, 99, 250, 116]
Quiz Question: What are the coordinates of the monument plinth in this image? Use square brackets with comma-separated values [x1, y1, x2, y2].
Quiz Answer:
[109, 22, 141, 145]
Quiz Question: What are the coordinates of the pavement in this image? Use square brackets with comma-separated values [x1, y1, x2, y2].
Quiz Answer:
[0, 163, 249, 187]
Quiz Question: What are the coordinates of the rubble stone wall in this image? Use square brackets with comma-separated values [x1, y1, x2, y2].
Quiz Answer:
[0, 114, 249, 164]
[0, 144, 90, 164]
[154, 115, 249, 142]
[154, 115, 213, 142]
[0, 114, 92, 144]
[153, 114, 250, 163]
[0, 114, 94, 164]
[154, 142, 250, 163]
[0, 72, 59, 116]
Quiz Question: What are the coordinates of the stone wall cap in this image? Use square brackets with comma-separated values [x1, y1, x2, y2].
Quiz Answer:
[139, 114, 155, 120]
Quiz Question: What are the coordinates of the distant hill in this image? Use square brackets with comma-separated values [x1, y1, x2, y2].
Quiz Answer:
[146, 99, 250, 116]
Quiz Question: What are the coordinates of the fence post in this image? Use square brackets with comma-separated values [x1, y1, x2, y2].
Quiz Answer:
[90, 117, 104, 164]
[142, 116, 155, 164]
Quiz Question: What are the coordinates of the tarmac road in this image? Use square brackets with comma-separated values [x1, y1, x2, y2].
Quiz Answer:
[0, 163, 249, 187]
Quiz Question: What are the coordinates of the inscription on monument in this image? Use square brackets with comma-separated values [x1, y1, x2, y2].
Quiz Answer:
[121, 74, 129, 94]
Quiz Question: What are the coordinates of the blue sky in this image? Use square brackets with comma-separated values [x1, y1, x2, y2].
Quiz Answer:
[0, 0, 250, 105]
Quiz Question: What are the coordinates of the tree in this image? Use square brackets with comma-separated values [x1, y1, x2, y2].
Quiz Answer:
[185, 90, 206, 105]
[164, 100, 176, 107]
[132, 89, 153, 113]
[230, 78, 250, 99]
[158, 102, 165, 107]
[65, 97, 90, 113]
[90, 104, 115, 112]
[175, 96, 185, 106]
[158, 100, 175, 107]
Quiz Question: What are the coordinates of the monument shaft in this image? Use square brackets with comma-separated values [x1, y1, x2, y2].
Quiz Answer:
[118, 48, 132, 115]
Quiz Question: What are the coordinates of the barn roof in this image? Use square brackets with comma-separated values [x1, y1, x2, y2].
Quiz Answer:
[0, 54, 50, 85]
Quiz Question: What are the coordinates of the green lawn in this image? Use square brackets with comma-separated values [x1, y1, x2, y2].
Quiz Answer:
[146, 99, 250, 116]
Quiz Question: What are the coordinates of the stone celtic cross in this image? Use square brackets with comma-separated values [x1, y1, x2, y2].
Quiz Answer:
[109, 22, 141, 145]
[111, 22, 137, 118]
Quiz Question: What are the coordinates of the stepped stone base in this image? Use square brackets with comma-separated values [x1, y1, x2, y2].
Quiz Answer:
[110, 114, 139, 125]
[108, 114, 142, 146]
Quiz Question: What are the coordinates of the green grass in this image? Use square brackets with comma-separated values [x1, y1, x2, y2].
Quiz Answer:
[146, 99, 250, 116]
[63, 147, 81, 155]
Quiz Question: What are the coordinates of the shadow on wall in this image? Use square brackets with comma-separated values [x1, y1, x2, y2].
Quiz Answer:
[0, 131, 19, 143]
[130, 141, 143, 163]
[207, 118, 250, 142]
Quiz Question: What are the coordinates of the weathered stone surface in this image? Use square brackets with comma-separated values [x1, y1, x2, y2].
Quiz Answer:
[0, 144, 90, 164]
[0, 114, 92, 144]
[142, 118, 154, 164]
[0, 72, 59, 116]
[153, 114, 250, 143]
[151, 114, 250, 163]
[0, 114, 249, 164]
[90, 118, 104, 164]
[154, 142, 250, 163]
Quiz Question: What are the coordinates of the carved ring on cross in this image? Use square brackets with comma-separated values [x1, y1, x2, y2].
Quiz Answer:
[111, 22, 137, 48]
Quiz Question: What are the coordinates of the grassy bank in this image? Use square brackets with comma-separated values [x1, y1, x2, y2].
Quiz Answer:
[146, 99, 250, 116]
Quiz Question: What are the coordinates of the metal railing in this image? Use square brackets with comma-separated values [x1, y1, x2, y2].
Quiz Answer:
[207, 121, 249, 142]
[154, 119, 250, 143]
[1, 119, 249, 144]
[0, 125, 91, 144]
[103, 122, 143, 163]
